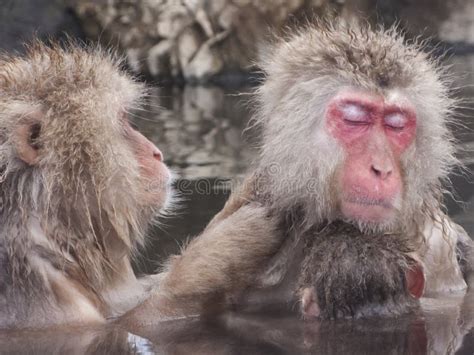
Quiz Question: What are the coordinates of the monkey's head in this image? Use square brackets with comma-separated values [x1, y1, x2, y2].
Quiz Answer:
[0, 42, 171, 251]
[255, 22, 456, 232]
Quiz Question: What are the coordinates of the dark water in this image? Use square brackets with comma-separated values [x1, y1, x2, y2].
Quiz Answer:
[0, 56, 473, 354]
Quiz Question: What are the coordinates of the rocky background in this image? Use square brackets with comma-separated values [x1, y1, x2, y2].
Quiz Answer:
[1, 0, 473, 84]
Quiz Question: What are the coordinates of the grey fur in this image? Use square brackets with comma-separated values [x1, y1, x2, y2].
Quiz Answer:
[298, 221, 418, 319]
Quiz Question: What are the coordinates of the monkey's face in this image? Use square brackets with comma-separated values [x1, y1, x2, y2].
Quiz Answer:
[326, 89, 417, 225]
[257, 23, 455, 232]
[0, 43, 175, 240]
[122, 117, 171, 208]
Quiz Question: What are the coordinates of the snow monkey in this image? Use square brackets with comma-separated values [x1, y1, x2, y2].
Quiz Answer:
[0, 42, 274, 329]
[124, 21, 473, 324]
[0, 41, 171, 329]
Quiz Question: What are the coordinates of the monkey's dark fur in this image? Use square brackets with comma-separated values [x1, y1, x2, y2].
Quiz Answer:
[298, 222, 419, 319]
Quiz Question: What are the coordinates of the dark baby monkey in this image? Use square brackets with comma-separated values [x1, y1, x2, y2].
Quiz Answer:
[298, 222, 424, 319]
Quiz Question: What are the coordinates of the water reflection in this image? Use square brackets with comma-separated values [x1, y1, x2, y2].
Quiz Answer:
[134, 86, 256, 179]
[1, 289, 473, 354]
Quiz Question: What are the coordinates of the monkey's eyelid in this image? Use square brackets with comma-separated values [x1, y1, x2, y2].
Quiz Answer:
[340, 104, 370, 122]
[342, 119, 370, 126]
[384, 113, 407, 128]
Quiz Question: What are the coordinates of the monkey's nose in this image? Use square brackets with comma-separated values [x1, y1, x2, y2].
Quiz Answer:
[371, 164, 392, 180]
[153, 148, 163, 162]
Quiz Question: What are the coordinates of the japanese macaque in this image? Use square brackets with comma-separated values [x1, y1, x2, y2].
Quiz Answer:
[126, 21, 474, 324]
[0, 42, 175, 329]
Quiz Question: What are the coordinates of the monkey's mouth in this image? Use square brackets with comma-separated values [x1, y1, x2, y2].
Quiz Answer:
[341, 196, 395, 223]
[344, 197, 393, 209]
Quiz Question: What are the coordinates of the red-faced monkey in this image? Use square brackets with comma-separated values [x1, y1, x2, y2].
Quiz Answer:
[127, 21, 473, 323]
[0, 42, 173, 328]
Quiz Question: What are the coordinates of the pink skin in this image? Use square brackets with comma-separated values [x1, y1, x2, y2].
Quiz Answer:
[326, 90, 417, 223]
[301, 287, 320, 319]
[406, 262, 425, 299]
[123, 120, 170, 207]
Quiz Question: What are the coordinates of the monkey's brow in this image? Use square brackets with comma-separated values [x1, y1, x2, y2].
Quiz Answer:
[339, 98, 413, 116]
[338, 99, 377, 113]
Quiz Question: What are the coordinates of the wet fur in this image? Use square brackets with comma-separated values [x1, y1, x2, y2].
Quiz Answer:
[298, 222, 418, 319]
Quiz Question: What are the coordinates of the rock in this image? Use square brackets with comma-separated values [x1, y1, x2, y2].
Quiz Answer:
[195, 7, 214, 37]
[218, 4, 239, 30]
[156, 8, 191, 39]
[183, 40, 224, 81]
[71, 0, 474, 83]
[147, 40, 173, 76]
[177, 27, 203, 69]
[72, 0, 318, 82]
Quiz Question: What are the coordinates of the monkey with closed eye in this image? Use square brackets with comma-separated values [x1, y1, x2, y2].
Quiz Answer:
[126, 20, 474, 323]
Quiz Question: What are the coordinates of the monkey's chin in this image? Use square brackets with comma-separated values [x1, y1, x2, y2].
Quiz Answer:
[340, 201, 395, 225]
[140, 165, 173, 208]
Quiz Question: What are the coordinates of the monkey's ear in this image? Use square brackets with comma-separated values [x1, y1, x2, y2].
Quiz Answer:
[14, 118, 42, 165]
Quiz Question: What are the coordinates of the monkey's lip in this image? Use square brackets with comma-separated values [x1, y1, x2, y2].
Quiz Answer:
[341, 197, 395, 222]
[344, 197, 393, 209]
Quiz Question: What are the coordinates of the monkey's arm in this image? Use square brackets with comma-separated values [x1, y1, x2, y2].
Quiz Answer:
[420, 214, 473, 295]
[120, 184, 283, 327]
[204, 173, 259, 230]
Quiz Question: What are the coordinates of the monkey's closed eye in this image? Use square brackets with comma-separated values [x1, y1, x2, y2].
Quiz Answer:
[343, 119, 370, 126]
[341, 103, 371, 125]
[384, 113, 406, 130]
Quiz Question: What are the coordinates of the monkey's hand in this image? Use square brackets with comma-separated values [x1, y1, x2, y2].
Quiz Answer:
[120, 203, 283, 328]
[205, 172, 262, 231]
[300, 287, 321, 319]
